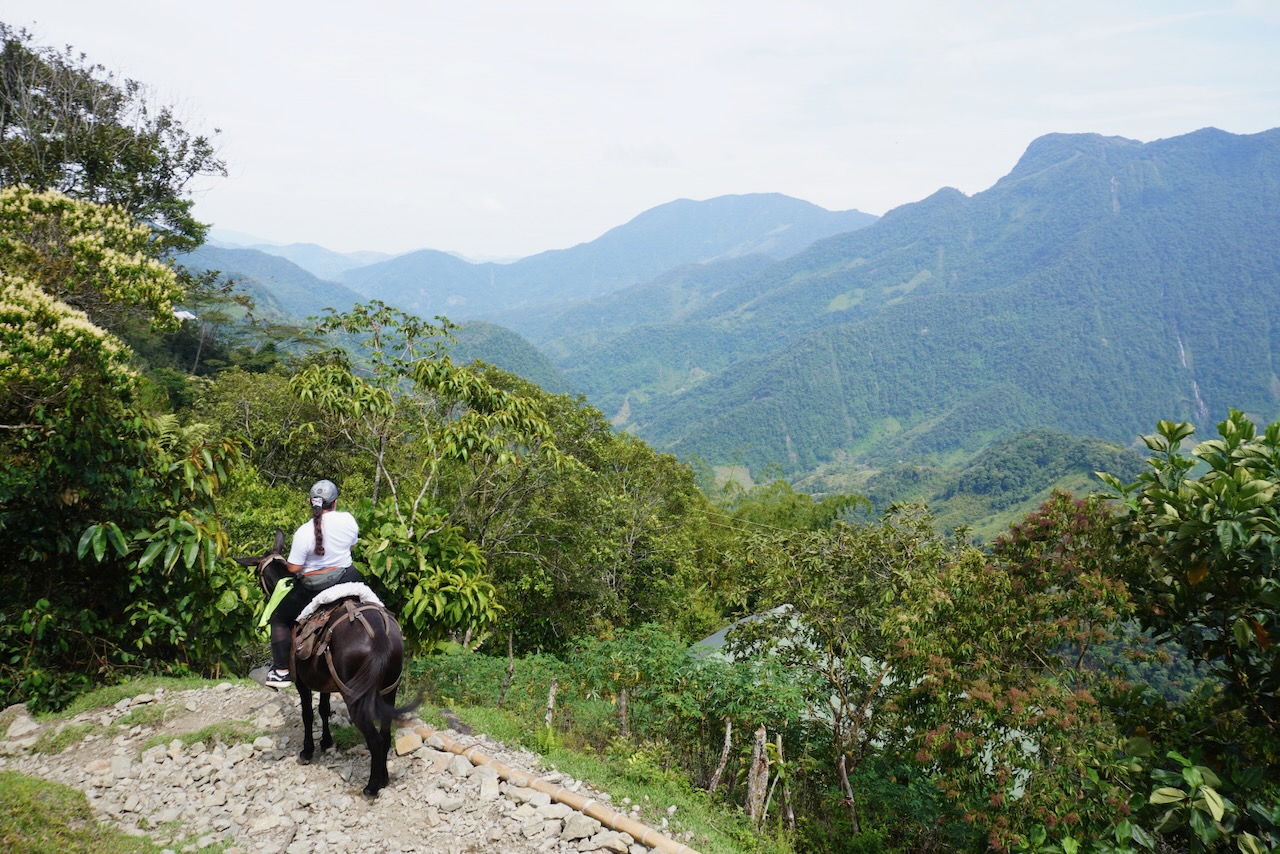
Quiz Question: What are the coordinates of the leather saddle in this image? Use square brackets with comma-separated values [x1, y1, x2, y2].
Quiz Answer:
[293, 597, 380, 662]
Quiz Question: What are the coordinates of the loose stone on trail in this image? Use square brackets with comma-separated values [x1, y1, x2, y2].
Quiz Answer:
[0, 684, 700, 854]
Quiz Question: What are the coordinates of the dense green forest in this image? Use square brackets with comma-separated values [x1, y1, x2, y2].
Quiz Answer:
[191, 129, 1280, 491]
[334, 194, 876, 334]
[2, 25, 1279, 854]
[537, 129, 1280, 480]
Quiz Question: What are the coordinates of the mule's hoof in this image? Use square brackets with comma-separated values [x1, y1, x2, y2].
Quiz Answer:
[362, 786, 380, 798]
[297, 751, 313, 765]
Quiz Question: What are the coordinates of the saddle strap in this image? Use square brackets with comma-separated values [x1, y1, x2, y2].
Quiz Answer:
[318, 602, 402, 699]
[341, 599, 377, 639]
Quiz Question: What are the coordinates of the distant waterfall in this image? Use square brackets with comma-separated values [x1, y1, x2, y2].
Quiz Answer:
[1175, 330, 1209, 422]
[1192, 380, 1209, 423]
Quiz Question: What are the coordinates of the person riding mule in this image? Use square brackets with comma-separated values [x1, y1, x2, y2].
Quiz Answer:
[264, 479, 362, 688]
[237, 515, 419, 797]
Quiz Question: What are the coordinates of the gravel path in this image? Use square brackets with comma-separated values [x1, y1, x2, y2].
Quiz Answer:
[0, 682, 701, 854]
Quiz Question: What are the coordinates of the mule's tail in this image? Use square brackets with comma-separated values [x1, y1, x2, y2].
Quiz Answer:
[343, 609, 421, 737]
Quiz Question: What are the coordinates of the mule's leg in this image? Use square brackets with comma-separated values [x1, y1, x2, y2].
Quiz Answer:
[367, 737, 387, 797]
[349, 693, 386, 798]
[319, 692, 334, 752]
[297, 685, 316, 763]
[367, 683, 402, 794]
[376, 687, 397, 791]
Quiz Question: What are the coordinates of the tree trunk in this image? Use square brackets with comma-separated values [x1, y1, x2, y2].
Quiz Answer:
[544, 678, 558, 729]
[777, 733, 795, 831]
[708, 717, 732, 794]
[190, 323, 207, 373]
[746, 725, 768, 828]
[839, 753, 860, 835]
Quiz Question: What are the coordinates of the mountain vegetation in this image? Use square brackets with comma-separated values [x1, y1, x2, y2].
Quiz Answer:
[336, 193, 876, 337]
[447, 320, 570, 394]
[181, 244, 366, 321]
[3, 24, 1279, 854]
[240, 241, 392, 280]
[602, 128, 1280, 478]
[795, 428, 1149, 542]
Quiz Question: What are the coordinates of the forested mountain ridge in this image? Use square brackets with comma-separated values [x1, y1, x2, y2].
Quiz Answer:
[448, 321, 570, 394]
[182, 195, 875, 397]
[182, 244, 367, 321]
[611, 127, 1280, 475]
[241, 241, 393, 280]
[336, 193, 876, 335]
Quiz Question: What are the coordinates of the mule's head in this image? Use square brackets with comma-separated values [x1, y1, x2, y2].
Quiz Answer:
[234, 528, 290, 597]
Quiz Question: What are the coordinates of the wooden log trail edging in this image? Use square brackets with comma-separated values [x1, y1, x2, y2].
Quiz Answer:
[413, 725, 703, 854]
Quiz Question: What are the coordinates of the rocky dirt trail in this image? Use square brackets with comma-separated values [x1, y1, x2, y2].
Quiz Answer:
[0, 681, 701, 854]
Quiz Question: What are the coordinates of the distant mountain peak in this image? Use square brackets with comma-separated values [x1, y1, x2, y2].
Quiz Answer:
[338, 193, 879, 332]
[1001, 132, 1143, 183]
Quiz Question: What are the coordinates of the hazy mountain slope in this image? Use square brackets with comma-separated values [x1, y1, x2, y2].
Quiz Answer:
[338, 194, 875, 334]
[489, 193, 876, 307]
[181, 245, 367, 320]
[181, 246, 568, 392]
[621, 127, 1280, 475]
[338, 249, 492, 318]
[247, 242, 393, 280]
[447, 321, 570, 394]
[538, 255, 776, 355]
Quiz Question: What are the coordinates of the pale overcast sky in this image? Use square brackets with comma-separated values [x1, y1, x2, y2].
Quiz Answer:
[5, 1, 1279, 259]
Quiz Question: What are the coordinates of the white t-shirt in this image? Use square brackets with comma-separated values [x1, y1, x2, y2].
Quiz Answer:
[288, 511, 359, 572]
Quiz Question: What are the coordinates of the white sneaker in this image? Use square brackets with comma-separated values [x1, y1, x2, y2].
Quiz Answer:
[265, 668, 292, 689]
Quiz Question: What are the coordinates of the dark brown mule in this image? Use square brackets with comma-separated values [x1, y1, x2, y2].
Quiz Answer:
[237, 529, 419, 797]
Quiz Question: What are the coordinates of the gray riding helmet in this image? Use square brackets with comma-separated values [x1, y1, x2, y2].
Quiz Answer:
[309, 479, 339, 507]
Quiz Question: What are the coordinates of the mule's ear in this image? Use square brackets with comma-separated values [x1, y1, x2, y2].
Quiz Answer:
[233, 556, 257, 567]
[274, 528, 285, 553]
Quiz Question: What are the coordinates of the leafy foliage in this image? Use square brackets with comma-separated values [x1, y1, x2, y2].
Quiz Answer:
[725, 505, 970, 839]
[0, 23, 225, 253]
[354, 498, 499, 654]
[472, 381, 718, 652]
[190, 367, 345, 488]
[0, 187, 247, 710]
[1101, 410, 1280, 740]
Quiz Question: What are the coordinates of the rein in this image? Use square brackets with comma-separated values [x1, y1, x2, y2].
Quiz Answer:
[256, 552, 287, 596]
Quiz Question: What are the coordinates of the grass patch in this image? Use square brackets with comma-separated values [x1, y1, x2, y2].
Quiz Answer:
[0, 770, 158, 853]
[55, 676, 251, 720]
[113, 703, 170, 729]
[825, 289, 865, 312]
[139, 720, 263, 755]
[712, 465, 754, 491]
[329, 725, 365, 751]
[30, 723, 98, 755]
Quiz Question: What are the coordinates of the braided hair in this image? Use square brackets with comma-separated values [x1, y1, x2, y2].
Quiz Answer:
[310, 494, 329, 555]
[307, 479, 340, 556]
